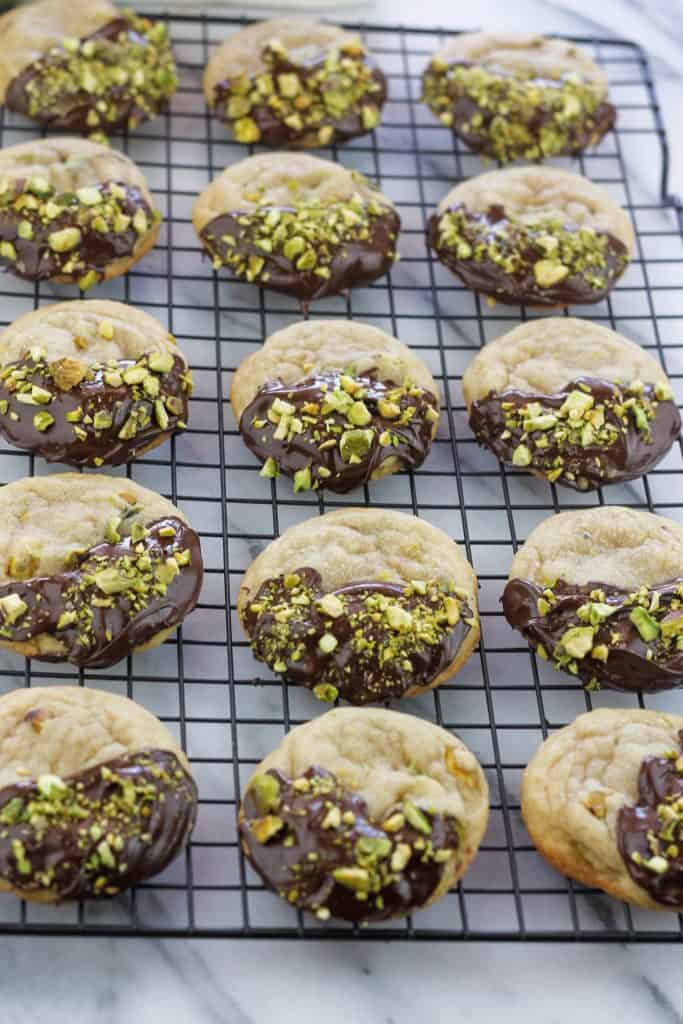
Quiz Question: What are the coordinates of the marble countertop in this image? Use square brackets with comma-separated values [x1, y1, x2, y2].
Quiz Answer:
[6, 1, 683, 1022]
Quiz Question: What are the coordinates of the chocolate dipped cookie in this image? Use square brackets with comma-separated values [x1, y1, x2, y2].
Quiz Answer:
[463, 318, 680, 491]
[193, 153, 400, 307]
[422, 33, 614, 163]
[204, 18, 386, 148]
[238, 508, 479, 705]
[0, 300, 191, 467]
[0, 473, 203, 669]
[427, 166, 634, 307]
[0, 686, 196, 902]
[0, 137, 160, 288]
[503, 506, 683, 694]
[239, 707, 489, 923]
[0, 0, 176, 136]
[231, 319, 440, 494]
[522, 708, 683, 910]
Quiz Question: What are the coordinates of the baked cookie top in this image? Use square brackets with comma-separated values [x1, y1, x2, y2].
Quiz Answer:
[428, 166, 633, 307]
[503, 507, 683, 694]
[0, 300, 192, 467]
[204, 18, 386, 147]
[232, 319, 439, 495]
[240, 706, 489, 922]
[0, 685, 196, 901]
[463, 319, 680, 492]
[238, 507, 479, 704]
[0, 137, 159, 287]
[0, 473, 203, 668]
[193, 152, 400, 306]
[522, 708, 683, 909]
[0, 0, 177, 135]
[422, 33, 614, 163]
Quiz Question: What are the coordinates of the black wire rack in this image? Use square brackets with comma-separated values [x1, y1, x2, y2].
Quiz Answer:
[0, 14, 681, 941]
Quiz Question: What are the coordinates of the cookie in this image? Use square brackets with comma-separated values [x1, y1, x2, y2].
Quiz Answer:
[238, 507, 479, 705]
[463, 318, 680, 490]
[427, 166, 634, 307]
[0, 0, 176, 135]
[0, 300, 192, 467]
[0, 473, 203, 668]
[0, 137, 160, 287]
[522, 708, 683, 910]
[193, 153, 400, 307]
[204, 18, 386, 148]
[422, 33, 614, 163]
[239, 706, 489, 923]
[0, 686, 196, 902]
[503, 506, 683, 693]
[232, 319, 440, 494]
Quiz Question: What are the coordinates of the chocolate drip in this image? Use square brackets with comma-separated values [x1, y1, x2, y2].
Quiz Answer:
[469, 377, 680, 490]
[0, 352, 190, 467]
[6, 15, 176, 134]
[502, 576, 683, 693]
[240, 371, 438, 494]
[243, 567, 473, 704]
[199, 205, 400, 306]
[617, 732, 683, 907]
[0, 749, 196, 899]
[0, 516, 203, 669]
[0, 180, 155, 285]
[240, 766, 460, 923]
[427, 203, 628, 306]
[213, 45, 386, 147]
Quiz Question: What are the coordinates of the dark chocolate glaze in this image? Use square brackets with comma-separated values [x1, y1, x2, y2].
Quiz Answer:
[243, 567, 473, 704]
[199, 206, 400, 306]
[502, 576, 683, 693]
[427, 203, 628, 307]
[0, 181, 154, 284]
[214, 48, 386, 147]
[6, 17, 175, 134]
[0, 352, 189, 467]
[240, 372, 438, 494]
[240, 765, 460, 923]
[0, 516, 203, 669]
[0, 748, 197, 900]
[469, 377, 681, 490]
[617, 733, 683, 907]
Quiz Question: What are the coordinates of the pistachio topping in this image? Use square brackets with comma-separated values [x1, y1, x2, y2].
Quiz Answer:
[503, 576, 683, 693]
[6, 13, 177, 135]
[240, 765, 461, 923]
[214, 39, 385, 146]
[240, 370, 439, 494]
[422, 60, 615, 163]
[243, 566, 475, 704]
[0, 749, 196, 898]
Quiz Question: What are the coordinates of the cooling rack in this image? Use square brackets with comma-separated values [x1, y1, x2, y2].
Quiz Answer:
[0, 14, 681, 941]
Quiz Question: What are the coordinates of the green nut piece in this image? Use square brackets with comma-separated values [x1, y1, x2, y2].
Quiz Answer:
[402, 799, 432, 836]
[629, 606, 660, 642]
[250, 773, 281, 814]
[559, 626, 595, 659]
[234, 117, 260, 143]
[0, 593, 28, 625]
[48, 227, 82, 253]
[661, 612, 683, 639]
[259, 456, 280, 479]
[93, 411, 113, 431]
[318, 632, 338, 653]
[37, 774, 68, 799]
[317, 593, 344, 618]
[313, 683, 339, 703]
[347, 400, 372, 426]
[512, 444, 532, 467]
[340, 428, 373, 463]
[148, 351, 175, 374]
[293, 465, 312, 492]
[533, 259, 570, 288]
[33, 411, 54, 432]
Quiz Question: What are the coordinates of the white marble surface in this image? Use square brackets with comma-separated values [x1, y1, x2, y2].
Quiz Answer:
[5, 1, 683, 1021]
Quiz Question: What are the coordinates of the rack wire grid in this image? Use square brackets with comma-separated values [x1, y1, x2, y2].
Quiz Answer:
[0, 14, 680, 943]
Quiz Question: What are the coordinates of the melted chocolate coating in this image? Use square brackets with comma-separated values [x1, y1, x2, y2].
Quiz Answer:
[0, 180, 154, 284]
[427, 203, 628, 307]
[0, 352, 189, 467]
[199, 206, 400, 307]
[6, 17, 175, 134]
[0, 749, 196, 899]
[0, 516, 203, 669]
[240, 766, 460, 923]
[214, 47, 386, 147]
[240, 372, 438, 494]
[469, 377, 681, 490]
[617, 733, 683, 907]
[502, 577, 683, 693]
[243, 567, 473, 704]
